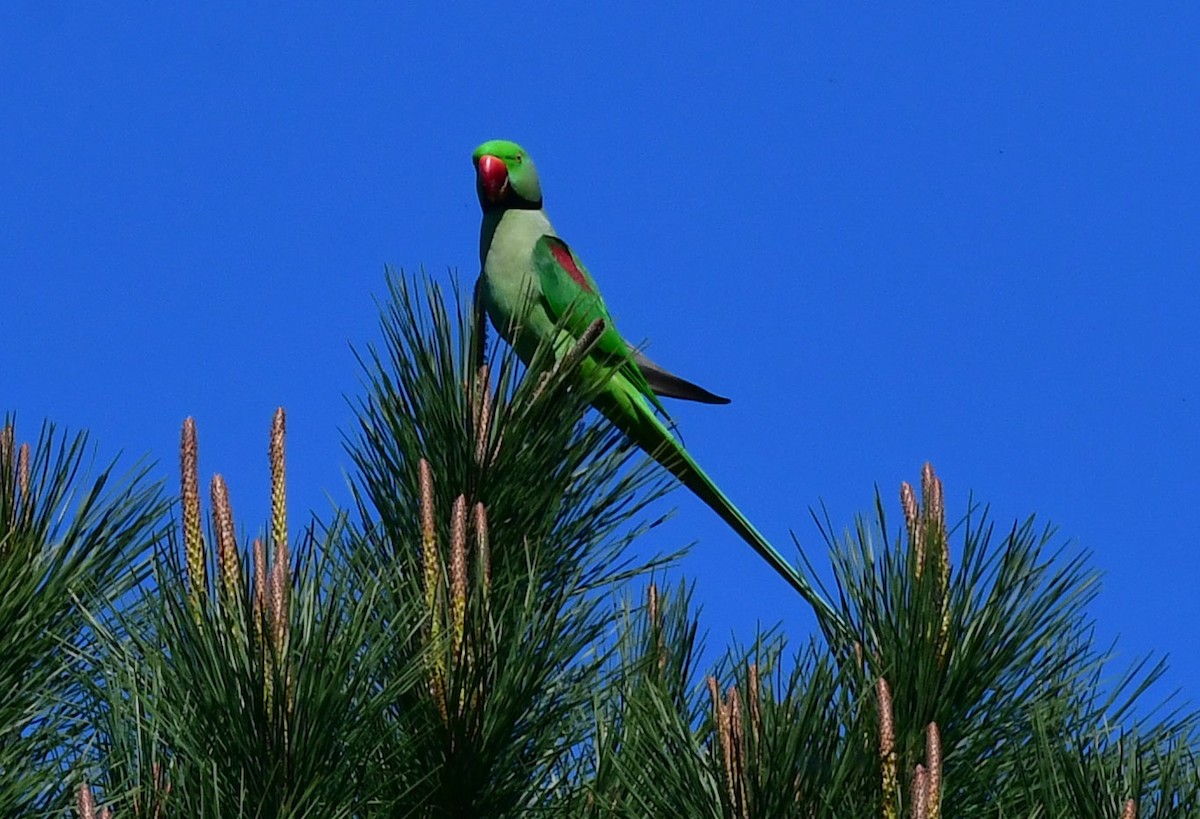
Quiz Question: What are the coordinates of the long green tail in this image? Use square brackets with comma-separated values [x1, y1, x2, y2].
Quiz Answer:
[600, 385, 840, 626]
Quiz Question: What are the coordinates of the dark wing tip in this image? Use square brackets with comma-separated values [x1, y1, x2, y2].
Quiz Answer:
[633, 349, 734, 405]
[684, 386, 731, 405]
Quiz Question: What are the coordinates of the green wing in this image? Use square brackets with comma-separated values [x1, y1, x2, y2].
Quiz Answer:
[532, 235, 671, 418]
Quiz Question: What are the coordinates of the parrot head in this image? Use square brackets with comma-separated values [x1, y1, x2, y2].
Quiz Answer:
[473, 139, 542, 209]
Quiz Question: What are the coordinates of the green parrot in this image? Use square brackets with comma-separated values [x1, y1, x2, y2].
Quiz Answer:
[471, 138, 826, 605]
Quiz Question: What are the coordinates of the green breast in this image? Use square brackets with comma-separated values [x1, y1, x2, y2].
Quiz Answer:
[480, 207, 560, 362]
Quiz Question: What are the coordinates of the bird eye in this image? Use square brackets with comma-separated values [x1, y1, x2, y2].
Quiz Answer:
[513, 154, 523, 164]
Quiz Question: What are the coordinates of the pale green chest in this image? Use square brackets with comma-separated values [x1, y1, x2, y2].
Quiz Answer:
[479, 208, 560, 359]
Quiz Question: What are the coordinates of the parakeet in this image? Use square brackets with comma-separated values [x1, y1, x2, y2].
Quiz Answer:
[472, 138, 827, 606]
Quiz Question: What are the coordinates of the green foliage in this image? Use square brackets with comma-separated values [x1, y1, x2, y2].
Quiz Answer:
[81, 519, 421, 817]
[0, 422, 163, 815]
[811, 494, 1199, 816]
[346, 273, 671, 815]
[5, 274, 1197, 816]
[581, 584, 864, 818]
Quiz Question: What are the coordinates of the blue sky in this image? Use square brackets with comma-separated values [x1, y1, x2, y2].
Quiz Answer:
[3, 5, 1197, 703]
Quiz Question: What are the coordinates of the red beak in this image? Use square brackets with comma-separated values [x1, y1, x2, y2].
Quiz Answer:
[476, 154, 508, 202]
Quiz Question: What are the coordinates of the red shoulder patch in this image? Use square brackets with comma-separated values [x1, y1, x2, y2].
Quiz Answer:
[548, 238, 593, 293]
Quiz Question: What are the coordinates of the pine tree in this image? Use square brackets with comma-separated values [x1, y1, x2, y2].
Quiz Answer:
[4, 274, 1196, 816]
